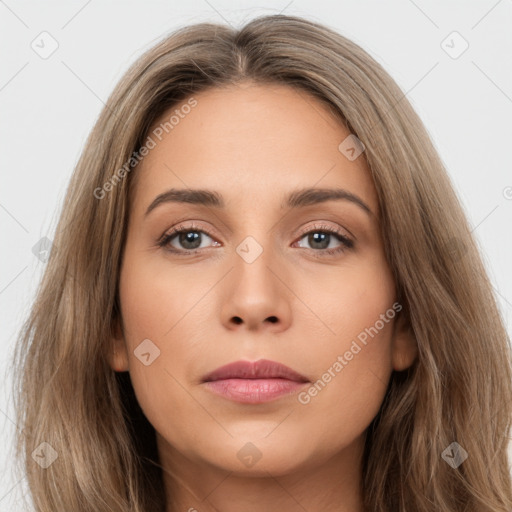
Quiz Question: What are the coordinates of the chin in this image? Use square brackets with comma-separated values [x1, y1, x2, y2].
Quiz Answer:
[198, 434, 317, 477]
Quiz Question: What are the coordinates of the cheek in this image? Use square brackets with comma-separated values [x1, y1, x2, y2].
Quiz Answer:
[293, 320, 394, 462]
[118, 252, 195, 342]
[117, 253, 212, 435]
[293, 259, 396, 444]
[117, 259, 169, 392]
[305, 253, 396, 359]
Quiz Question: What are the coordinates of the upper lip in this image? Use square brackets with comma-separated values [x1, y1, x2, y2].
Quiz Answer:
[202, 359, 309, 383]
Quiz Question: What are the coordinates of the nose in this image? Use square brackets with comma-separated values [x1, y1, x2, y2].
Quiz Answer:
[220, 240, 292, 333]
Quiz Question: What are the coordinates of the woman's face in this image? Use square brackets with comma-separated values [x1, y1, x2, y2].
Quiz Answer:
[109, 82, 416, 480]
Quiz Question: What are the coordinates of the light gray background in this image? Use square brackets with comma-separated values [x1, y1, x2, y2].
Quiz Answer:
[1, 0, 511, 508]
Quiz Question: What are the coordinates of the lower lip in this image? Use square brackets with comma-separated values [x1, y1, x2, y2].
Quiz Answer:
[203, 378, 308, 404]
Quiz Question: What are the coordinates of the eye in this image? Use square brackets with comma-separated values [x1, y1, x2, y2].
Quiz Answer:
[157, 222, 219, 253]
[157, 222, 354, 257]
[294, 223, 354, 256]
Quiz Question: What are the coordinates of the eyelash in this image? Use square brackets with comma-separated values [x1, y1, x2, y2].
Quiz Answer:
[157, 222, 354, 257]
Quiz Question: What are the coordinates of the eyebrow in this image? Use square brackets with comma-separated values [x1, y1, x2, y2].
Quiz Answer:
[144, 187, 373, 217]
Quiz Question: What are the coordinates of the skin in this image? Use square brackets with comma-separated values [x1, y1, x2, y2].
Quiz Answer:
[108, 82, 417, 512]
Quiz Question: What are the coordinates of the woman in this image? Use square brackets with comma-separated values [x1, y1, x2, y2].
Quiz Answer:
[12, 14, 512, 512]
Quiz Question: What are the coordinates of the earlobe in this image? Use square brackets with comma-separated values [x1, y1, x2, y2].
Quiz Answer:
[391, 313, 418, 371]
[107, 316, 130, 372]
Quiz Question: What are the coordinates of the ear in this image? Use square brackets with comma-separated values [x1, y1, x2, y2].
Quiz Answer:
[106, 314, 129, 372]
[391, 310, 418, 371]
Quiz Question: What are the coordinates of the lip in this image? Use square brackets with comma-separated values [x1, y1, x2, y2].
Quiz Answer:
[201, 359, 310, 404]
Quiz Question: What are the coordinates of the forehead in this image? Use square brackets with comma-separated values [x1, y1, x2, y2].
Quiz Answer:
[131, 83, 378, 216]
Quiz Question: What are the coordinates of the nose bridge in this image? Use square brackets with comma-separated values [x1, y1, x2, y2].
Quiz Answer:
[228, 198, 279, 270]
[233, 229, 279, 298]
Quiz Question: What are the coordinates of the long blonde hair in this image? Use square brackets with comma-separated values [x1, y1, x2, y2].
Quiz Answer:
[12, 14, 512, 511]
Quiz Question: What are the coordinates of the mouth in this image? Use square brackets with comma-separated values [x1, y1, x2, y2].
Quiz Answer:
[201, 359, 310, 404]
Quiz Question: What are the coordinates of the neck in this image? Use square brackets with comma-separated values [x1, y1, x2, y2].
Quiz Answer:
[158, 434, 366, 512]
